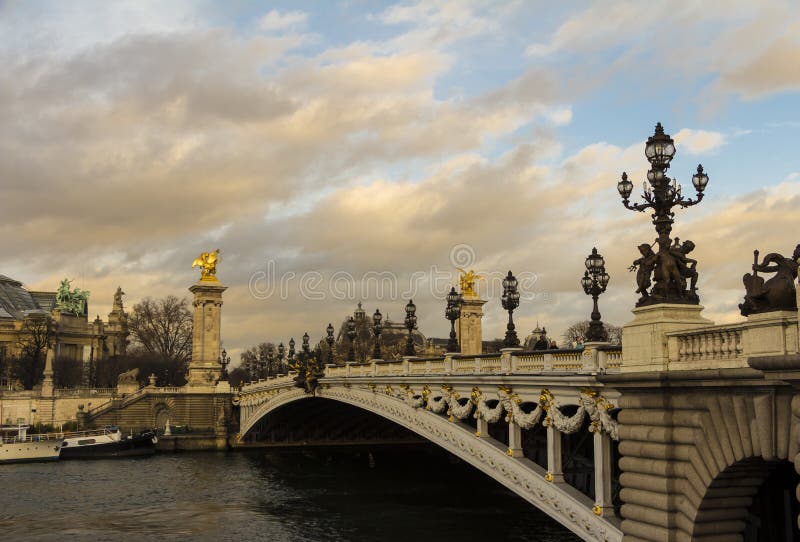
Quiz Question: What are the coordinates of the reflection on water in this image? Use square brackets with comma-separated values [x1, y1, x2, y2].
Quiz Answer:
[1, 447, 580, 541]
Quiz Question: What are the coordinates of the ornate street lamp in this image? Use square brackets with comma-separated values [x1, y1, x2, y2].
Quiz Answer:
[403, 299, 417, 356]
[346, 316, 357, 361]
[258, 347, 266, 380]
[326, 323, 335, 365]
[582, 248, 611, 342]
[277, 342, 285, 373]
[372, 309, 383, 359]
[218, 348, 230, 381]
[445, 287, 462, 353]
[302, 332, 310, 354]
[618, 123, 708, 306]
[501, 271, 520, 347]
[266, 343, 275, 378]
[288, 338, 296, 365]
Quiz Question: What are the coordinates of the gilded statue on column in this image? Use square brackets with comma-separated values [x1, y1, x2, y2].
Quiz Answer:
[458, 268, 483, 298]
[192, 249, 220, 282]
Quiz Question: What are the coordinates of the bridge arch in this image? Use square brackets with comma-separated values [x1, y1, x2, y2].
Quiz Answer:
[240, 384, 622, 542]
[617, 390, 800, 541]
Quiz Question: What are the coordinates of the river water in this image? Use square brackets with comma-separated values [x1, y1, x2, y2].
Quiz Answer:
[1, 447, 580, 541]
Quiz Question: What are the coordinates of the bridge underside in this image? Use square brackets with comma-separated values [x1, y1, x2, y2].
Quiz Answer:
[239, 384, 622, 542]
[240, 397, 426, 447]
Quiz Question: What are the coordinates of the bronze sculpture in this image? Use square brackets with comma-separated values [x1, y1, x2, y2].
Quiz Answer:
[739, 244, 800, 316]
[617, 124, 709, 306]
[629, 243, 657, 302]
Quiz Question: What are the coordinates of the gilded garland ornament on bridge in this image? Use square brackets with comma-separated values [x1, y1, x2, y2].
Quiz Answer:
[376, 382, 619, 439]
[192, 249, 220, 282]
[55, 278, 90, 316]
[291, 344, 324, 394]
[618, 123, 708, 306]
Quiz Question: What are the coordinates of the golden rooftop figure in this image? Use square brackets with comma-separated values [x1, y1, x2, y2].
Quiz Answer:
[192, 249, 220, 282]
[457, 268, 483, 298]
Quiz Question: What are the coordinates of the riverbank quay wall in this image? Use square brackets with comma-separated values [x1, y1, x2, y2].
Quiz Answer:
[1, 387, 115, 426]
[81, 382, 233, 450]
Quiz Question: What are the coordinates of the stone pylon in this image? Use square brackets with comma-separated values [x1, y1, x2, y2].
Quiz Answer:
[457, 292, 487, 355]
[41, 345, 55, 397]
[187, 279, 227, 387]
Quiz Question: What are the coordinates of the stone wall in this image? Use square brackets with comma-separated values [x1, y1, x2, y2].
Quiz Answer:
[605, 371, 800, 541]
[0, 390, 113, 425]
[85, 387, 232, 445]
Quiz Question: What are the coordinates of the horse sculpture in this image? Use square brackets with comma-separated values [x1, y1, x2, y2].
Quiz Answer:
[192, 249, 220, 282]
[739, 244, 800, 316]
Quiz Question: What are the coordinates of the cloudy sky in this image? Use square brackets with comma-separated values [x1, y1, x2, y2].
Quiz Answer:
[2, 1, 799, 361]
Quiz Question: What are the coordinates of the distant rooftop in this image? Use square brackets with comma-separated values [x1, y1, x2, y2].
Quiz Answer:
[0, 275, 55, 320]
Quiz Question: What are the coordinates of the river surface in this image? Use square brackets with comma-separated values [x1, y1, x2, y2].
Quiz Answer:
[1, 447, 580, 541]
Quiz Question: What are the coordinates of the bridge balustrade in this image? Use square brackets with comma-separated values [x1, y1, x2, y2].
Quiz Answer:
[245, 347, 622, 381]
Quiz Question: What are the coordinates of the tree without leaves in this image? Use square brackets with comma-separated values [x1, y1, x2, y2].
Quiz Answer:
[239, 342, 279, 380]
[128, 296, 193, 364]
[13, 314, 52, 389]
[562, 320, 622, 346]
[228, 366, 249, 388]
[53, 357, 83, 388]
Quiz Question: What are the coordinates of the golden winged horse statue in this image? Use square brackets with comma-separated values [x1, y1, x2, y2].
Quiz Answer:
[192, 249, 220, 282]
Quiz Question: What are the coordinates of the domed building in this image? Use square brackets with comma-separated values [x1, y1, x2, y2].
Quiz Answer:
[523, 323, 555, 350]
[330, 303, 427, 363]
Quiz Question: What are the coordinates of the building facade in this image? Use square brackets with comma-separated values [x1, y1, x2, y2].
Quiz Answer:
[0, 275, 128, 387]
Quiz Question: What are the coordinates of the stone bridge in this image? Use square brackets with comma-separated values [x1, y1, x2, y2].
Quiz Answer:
[238, 305, 800, 542]
[239, 347, 625, 542]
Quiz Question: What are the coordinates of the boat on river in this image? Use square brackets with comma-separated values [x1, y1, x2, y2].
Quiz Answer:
[0, 425, 63, 463]
[60, 426, 158, 459]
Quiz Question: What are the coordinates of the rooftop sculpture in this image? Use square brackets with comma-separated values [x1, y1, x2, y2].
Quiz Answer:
[55, 278, 90, 316]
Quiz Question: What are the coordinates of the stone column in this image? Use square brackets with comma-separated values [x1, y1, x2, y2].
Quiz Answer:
[457, 296, 487, 355]
[41, 345, 55, 397]
[476, 416, 489, 438]
[38, 345, 55, 425]
[593, 431, 614, 517]
[187, 280, 227, 387]
[582, 341, 609, 372]
[508, 420, 524, 457]
[546, 425, 564, 483]
[621, 304, 713, 372]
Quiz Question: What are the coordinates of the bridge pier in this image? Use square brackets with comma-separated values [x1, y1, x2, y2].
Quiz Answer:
[546, 424, 565, 483]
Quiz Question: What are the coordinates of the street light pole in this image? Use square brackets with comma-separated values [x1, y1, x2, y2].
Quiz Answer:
[501, 271, 520, 348]
[445, 287, 462, 353]
[618, 123, 709, 306]
[372, 309, 383, 359]
[218, 348, 230, 381]
[326, 323, 335, 365]
[346, 316, 357, 362]
[266, 343, 274, 379]
[581, 248, 610, 342]
[404, 299, 417, 356]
